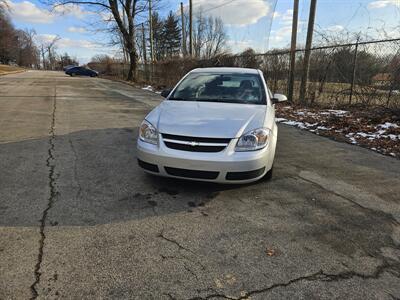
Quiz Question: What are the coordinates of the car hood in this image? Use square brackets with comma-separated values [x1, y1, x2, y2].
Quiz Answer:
[146, 100, 267, 138]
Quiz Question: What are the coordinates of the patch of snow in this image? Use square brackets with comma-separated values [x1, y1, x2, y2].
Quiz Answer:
[356, 132, 369, 138]
[275, 118, 287, 122]
[377, 122, 399, 129]
[316, 126, 330, 130]
[305, 122, 318, 127]
[142, 85, 154, 92]
[376, 129, 386, 135]
[349, 137, 357, 144]
[328, 109, 348, 115]
[282, 120, 306, 129]
[390, 152, 396, 157]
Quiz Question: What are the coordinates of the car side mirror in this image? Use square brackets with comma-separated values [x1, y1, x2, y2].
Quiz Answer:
[271, 93, 288, 104]
[160, 89, 171, 98]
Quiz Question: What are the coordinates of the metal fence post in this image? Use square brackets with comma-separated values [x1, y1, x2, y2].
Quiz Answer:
[288, 0, 299, 103]
[349, 39, 359, 105]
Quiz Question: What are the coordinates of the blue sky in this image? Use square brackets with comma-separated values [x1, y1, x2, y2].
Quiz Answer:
[6, 0, 400, 63]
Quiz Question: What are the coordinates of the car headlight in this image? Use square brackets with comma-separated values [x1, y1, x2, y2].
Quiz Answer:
[139, 120, 158, 145]
[235, 128, 271, 151]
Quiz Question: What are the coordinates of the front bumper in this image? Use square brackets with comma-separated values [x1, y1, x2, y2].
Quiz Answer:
[136, 136, 275, 184]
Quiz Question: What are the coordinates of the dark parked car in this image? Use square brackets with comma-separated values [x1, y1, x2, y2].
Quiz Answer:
[63, 65, 77, 71]
[66, 66, 98, 77]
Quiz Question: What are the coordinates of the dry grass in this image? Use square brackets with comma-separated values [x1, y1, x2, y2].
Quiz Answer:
[271, 80, 400, 108]
[0, 64, 25, 75]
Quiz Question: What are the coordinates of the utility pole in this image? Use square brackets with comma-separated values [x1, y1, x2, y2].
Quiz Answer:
[142, 23, 147, 63]
[181, 2, 186, 56]
[149, 0, 154, 62]
[287, 0, 299, 103]
[41, 45, 46, 70]
[189, 0, 193, 57]
[299, 0, 317, 105]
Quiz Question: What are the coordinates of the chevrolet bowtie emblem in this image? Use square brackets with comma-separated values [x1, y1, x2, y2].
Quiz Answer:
[189, 141, 199, 146]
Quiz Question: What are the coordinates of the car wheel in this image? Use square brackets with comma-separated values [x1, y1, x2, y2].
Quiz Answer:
[262, 166, 273, 181]
[71, 73, 76, 77]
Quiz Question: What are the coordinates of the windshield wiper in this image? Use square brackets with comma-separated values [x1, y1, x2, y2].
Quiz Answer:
[168, 97, 185, 100]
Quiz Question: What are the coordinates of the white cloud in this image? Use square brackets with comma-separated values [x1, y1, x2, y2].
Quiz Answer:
[53, 3, 88, 19]
[269, 25, 293, 44]
[36, 34, 100, 50]
[67, 26, 87, 33]
[273, 11, 281, 19]
[281, 9, 294, 24]
[227, 39, 254, 52]
[193, 0, 271, 26]
[326, 25, 345, 32]
[368, 0, 400, 9]
[7, 0, 54, 24]
[6, 0, 89, 24]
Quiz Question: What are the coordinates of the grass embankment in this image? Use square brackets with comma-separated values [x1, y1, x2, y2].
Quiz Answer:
[0, 64, 25, 75]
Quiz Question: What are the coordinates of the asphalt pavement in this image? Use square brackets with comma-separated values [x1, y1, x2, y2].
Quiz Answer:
[0, 71, 399, 299]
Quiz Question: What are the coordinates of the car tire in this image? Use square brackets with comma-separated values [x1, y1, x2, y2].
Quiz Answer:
[262, 166, 273, 181]
[71, 73, 76, 77]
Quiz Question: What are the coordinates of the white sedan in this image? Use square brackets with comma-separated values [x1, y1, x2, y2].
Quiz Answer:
[137, 67, 287, 183]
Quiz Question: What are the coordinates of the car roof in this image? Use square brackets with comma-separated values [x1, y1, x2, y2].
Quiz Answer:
[190, 67, 260, 74]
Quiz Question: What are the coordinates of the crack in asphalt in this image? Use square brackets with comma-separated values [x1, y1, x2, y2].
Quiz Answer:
[30, 82, 58, 300]
[158, 230, 195, 254]
[158, 230, 206, 280]
[187, 263, 400, 300]
[295, 174, 400, 226]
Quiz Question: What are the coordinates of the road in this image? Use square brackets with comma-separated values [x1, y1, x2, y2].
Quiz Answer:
[0, 71, 399, 299]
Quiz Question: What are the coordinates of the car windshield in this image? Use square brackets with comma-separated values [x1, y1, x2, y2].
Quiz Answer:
[169, 72, 266, 104]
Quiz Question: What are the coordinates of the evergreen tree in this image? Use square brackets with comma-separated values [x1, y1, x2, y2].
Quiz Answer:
[151, 12, 164, 61]
[162, 11, 181, 58]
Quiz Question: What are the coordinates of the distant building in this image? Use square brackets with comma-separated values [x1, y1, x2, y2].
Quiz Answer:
[372, 73, 392, 86]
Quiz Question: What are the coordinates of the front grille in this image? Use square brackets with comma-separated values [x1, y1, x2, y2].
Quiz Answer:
[165, 166, 219, 179]
[162, 133, 231, 152]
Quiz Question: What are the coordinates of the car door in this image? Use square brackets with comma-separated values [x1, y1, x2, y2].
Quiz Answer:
[78, 68, 86, 76]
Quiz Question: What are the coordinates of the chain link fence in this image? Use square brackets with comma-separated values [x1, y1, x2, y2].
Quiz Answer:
[263, 38, 400, 108]
[90, 38, 400, 108]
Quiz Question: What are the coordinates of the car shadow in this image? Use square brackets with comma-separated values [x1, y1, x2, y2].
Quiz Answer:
[0, 127, 247, 227]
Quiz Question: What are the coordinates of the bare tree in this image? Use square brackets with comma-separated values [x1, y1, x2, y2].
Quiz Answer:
[192, 11, 227, 59]
[193, 10, 206, 59]
[37, 35, 60, 69]
[47, 0, 150, 81]
[0, 10, 15, 64]
[203, 16, 227, 59]
[16, 29, 40, 68]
